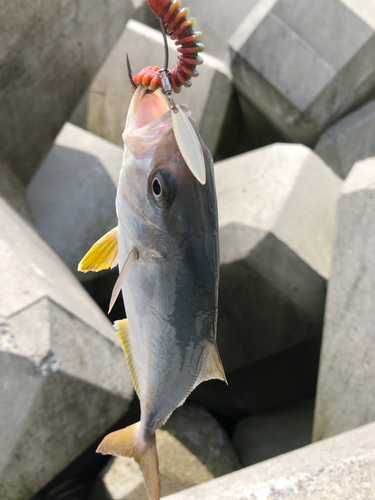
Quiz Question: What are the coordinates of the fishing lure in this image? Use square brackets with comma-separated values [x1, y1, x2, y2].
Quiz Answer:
[132, 0, 204, 93]
[127, 0, 206, 186]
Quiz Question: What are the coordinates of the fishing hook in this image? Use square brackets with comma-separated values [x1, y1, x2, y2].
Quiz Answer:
[127, 52, 155, 94]
[157, 18, 177, 111]
[126, 53, 138, 91]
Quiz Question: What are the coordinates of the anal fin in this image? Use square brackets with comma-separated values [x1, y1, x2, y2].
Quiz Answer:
[78, 227, 118, 272]
[114, 319, 141, 399]
[196, 341, 227, 387]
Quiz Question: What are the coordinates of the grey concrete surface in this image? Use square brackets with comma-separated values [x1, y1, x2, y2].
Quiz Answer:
[233, 398, 314, 467]
[315, 99, 375, 178]
[27, 123, 123, 281]
[189, 337, 321, 419]
[215, 144, 342, 373]
[0, 0, 136, 185]
[0, 160, 33, 222]
[313, 157, 375, 442]
[95, 405, 240, 500]
[164, 420, 375, 500]
[70, 20, 232, 157]
[229, 0, 375, 145]
[0, 196, 133, 500]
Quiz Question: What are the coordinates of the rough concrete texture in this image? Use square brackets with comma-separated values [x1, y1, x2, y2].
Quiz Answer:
[0, 160, 33, 222]
[0, 0, 136, 186]
[0, 196, 133, 500]
[315, 99, 375, 179]
[189, 337, 321, 419]
[215, 144, 342, 373]
[97, 405, 240, 500]
[313, 158, 375, 442]
[164, 421, 375, 500]
[233, 398, 314, 467]
[229, 0, 375, 145]
[28, 123, 123, 280]
[70, 20, 232, 157]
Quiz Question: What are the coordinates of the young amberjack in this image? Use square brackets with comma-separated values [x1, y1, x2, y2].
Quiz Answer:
[78, 87, 226, 500]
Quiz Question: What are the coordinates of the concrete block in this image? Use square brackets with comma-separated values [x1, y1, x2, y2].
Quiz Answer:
[315, 100, 375, 179]
[27, 123, 123, 281]
[215, 144, 342, 373]
[233, 398, 314, 467]
[0, 196, 133, 500]
[229, 0, 375, 145]
[163, 420, 375, 500]
[0, 0, 136, 185]
[0, 161, 33, 222]
[96, 405, 240, 500]
[70, 20, 232, 157]
[189, 337, 321, 419]
[313, 158, 375, 442]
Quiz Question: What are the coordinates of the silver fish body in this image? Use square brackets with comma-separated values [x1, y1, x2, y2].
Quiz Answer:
[80, 87, 225, 500]
[117, 108, 220, 436]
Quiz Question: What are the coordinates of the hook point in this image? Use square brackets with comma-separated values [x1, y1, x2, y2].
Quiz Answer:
[126, 53, 138, 91]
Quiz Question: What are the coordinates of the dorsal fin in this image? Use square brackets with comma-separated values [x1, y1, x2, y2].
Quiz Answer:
[114, 319, 141, 399]
[78, 227, 118, 272]
[195, 341, 227, 387]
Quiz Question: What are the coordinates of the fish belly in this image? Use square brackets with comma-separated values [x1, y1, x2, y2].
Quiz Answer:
[122, 254, 216, 434]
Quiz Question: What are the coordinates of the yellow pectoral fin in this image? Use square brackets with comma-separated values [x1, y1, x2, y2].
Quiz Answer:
[78, 227, 118, 273]
[114, 319, 140, 399]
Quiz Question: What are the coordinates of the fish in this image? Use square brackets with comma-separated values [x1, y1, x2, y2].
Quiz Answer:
[78, 86, 226, 500]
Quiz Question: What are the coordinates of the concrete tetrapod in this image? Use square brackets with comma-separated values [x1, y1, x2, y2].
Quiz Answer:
[0, 0, 136, 185]
[215, 144, 342, 373]
[315, 100, 375, 179]
[28, 123, 123, 281]
[164, 420, 375, 500]
[229, 0, 375, 145]
[0, 197, 133, 500]
[313, 157, 375, 441]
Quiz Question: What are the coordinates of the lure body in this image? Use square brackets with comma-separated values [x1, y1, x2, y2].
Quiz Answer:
[133, 0, 204, 93]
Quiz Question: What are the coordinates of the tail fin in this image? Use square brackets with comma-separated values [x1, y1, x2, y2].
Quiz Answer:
[96, 422, 160, 500]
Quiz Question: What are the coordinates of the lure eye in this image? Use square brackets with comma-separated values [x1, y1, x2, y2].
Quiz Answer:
[148, 170, 175, 209]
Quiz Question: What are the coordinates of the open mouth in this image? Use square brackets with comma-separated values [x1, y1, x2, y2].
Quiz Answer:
[126, 87, 170, 131]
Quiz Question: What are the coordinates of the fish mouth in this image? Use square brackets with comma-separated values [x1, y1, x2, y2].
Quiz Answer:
[123, 86, 174, 156]
[126, 87, 170, 132]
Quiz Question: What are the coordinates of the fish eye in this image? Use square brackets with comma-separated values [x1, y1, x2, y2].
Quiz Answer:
[152, 178, 162, 197]
[148, 170, 175, 209]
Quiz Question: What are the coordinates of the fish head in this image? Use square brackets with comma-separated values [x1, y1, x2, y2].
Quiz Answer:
[118, 87, 218, 262]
